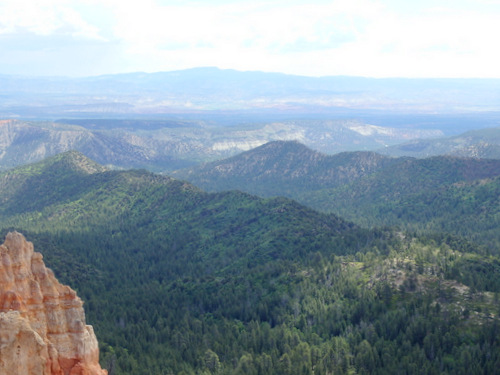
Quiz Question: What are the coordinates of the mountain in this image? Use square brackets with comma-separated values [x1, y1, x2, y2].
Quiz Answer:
[174, 140, 500, 199]
[380, 126, 500, 158]
[175, 141, 500, 249]
[1, 152, 499, 374]
[0, 231, 107, 375]
[0, 119, 195, 172]
[315, 165, 500, 249]
[2, 68, 500, 116]
[172, 140, 401, 196]
[0, 119, 442, 172]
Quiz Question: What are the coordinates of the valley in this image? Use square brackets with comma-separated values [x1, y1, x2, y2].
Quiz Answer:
[0, 150, 499, 374]
[1, 69, 500, 374]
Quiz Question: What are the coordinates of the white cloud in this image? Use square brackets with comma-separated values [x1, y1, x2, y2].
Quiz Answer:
[104, 0, 383, 74]
[349, 6, 500, 77]
[104, 0, 500, 77]
[0, 0, 105, 40]
[110, 0, 377, 52]
[1, 0, 500, 77]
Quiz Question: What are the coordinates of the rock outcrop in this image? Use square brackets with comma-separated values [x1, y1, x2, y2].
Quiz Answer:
[0, 231, 107, 375]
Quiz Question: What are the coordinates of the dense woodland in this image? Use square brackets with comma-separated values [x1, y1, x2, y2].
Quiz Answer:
[1, 151, 500, 374]
[175, 141, 500, 251]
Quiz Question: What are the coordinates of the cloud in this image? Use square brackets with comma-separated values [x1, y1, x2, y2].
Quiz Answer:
[0, 0, 123, 76]
[0, 0, 105, 40]
[109, 0, 376, 53]
[349, 6, 500, 77]
[103, 0, 383, 74]
[1, 0, 500, 77]
[103, 0, 500, 77]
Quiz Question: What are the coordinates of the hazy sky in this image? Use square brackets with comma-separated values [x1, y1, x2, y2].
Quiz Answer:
[1, 0, 500, 78]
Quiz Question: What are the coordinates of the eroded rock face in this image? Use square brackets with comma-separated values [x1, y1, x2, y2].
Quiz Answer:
[0, 231, 107, 375]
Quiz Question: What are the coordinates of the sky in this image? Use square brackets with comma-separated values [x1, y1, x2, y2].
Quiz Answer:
[1, 0, 500, 78]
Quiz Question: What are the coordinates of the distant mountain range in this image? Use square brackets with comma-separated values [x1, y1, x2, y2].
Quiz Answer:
[3, 115, 500, 173]
[2, 67, 500, 173]
[2, 116, 500, 174]
[381, 127, 500, 159]
[2, 67, 500, 117]
[0, 119, 442, 172]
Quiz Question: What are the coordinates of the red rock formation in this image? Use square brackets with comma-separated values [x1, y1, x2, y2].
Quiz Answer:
[0, 231, 107, 375]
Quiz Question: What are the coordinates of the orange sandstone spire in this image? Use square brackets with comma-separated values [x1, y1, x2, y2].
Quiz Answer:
[0, 231, 107, 375]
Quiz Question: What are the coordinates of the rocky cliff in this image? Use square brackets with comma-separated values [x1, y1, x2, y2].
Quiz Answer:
[0, 231, 107, 375]
[0, 118, 444, 173]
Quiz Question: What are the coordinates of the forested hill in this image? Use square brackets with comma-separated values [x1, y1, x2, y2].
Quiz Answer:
[381, 126, 500, 159]
[1, 151, 500, 374]
[311, 169, 500, 250]
[174, 141, 500, 197]
[174, 141, 500, 250]
[299, 155, 500, 250]
[172, 140, 401, 196]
